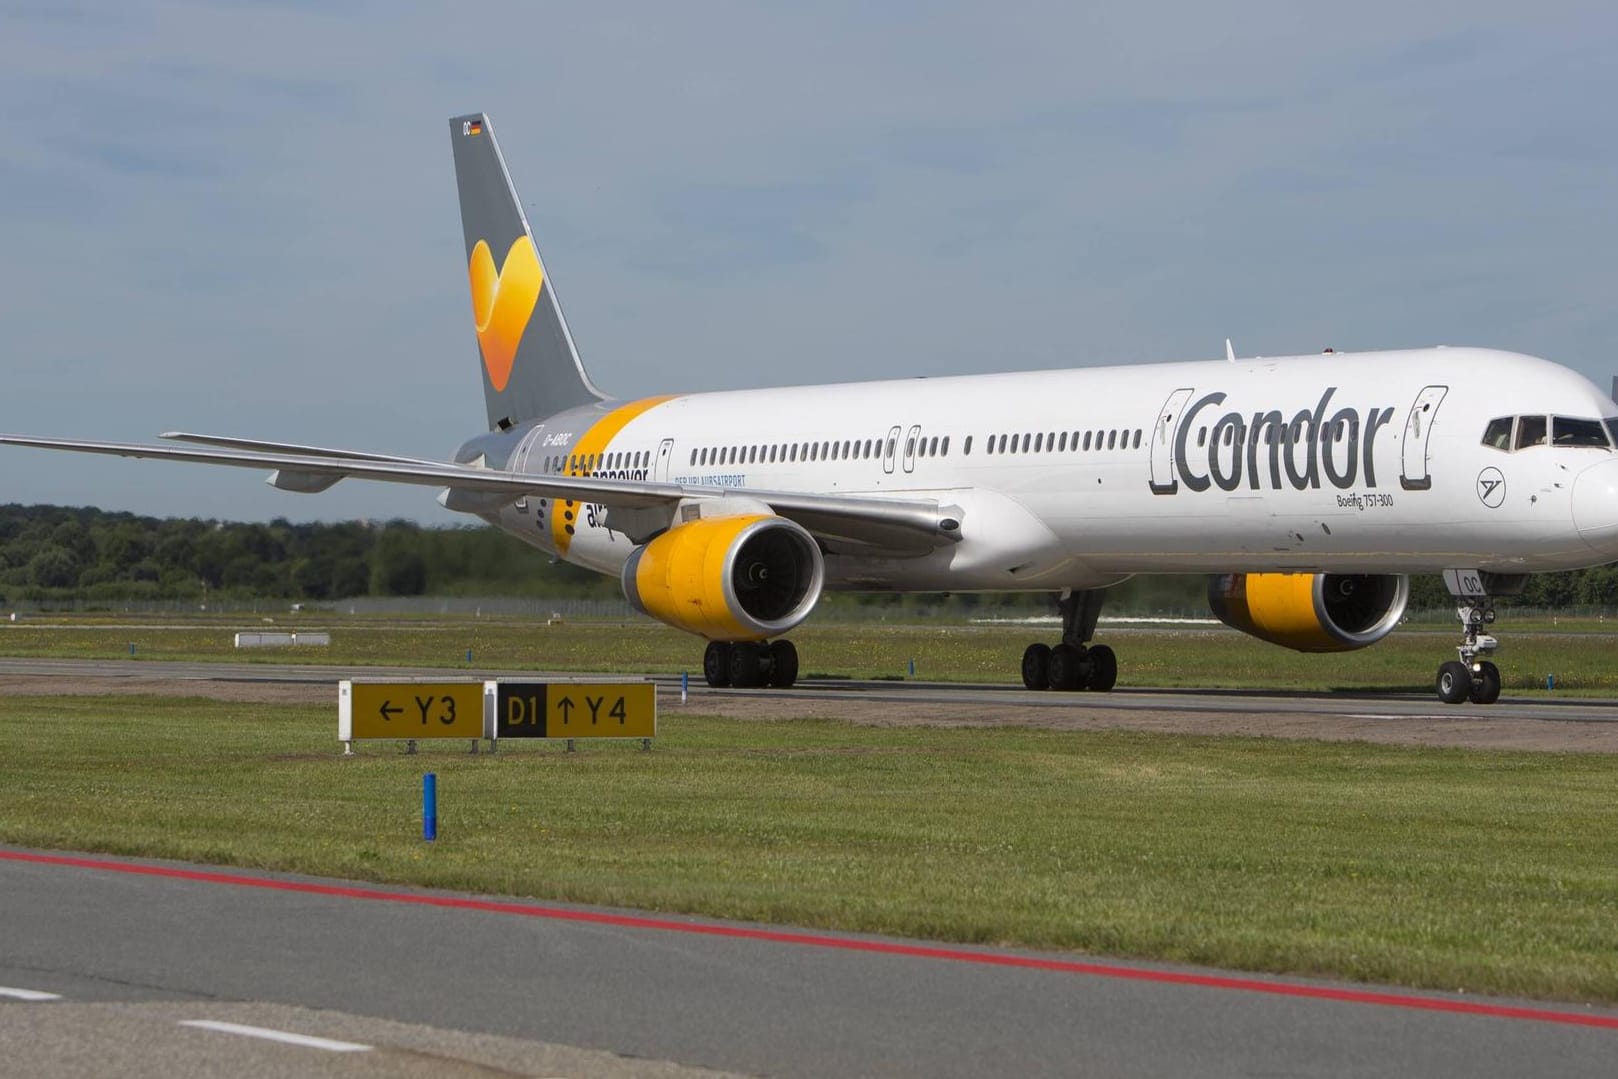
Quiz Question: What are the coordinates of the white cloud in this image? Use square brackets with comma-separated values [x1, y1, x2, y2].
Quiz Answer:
[0, 0, 1614, 520]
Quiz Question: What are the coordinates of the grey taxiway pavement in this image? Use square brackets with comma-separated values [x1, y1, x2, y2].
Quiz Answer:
[3, 848, 1616, 1078]
[6, 654, 1618, 723]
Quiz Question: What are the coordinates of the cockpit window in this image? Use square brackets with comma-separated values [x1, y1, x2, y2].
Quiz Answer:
[1481, 417, 1513, 451]
[1490, 415, 1614, 452]
[1515, 415, 1548, 450]
[1554, 416, 1612, 448]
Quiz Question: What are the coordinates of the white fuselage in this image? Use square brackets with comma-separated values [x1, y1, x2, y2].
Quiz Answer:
[490, 347, 1618, 592]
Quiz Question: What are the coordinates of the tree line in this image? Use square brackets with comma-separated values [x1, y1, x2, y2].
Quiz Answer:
[0, 504, 607, 604]
[0, 503, 1613, 610]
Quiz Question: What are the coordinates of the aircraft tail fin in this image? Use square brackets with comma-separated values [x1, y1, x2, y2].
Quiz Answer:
[449, 113, 605, 430]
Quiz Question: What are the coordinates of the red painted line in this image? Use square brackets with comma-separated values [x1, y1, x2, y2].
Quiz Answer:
[7, 848, 1618, 1032]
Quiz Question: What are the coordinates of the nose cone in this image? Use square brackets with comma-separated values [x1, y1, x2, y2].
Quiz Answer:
[1572, 458, 1618, 556]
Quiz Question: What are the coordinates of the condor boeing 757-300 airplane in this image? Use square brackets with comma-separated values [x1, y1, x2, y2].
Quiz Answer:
[6, 113, 1618, 704]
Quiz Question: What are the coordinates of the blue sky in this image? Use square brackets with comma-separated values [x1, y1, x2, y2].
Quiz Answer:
[2, 1, 1615, 522]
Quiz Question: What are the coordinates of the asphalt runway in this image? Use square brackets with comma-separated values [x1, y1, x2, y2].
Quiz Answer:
[4, 847, 1617, 1079]
[8, 654, 1618, 720]
[4, 655, 1616, 753]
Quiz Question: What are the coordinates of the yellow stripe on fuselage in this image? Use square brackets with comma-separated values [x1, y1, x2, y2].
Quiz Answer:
[551, 395, 678, 557]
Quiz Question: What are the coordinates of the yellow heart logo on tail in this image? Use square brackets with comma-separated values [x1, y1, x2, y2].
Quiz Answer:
[467, 236, 543, 392]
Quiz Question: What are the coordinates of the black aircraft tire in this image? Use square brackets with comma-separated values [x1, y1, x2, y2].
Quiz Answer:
[1021, 643, 1051, 690]
[769, 639, 799, 688]
[1436, 660, 1472, 705]
[1047, 644, 1086, 691]
[703, 641, 732, 688]
[1086, 644, 1118, 692]
[729, 642, 764, 689]
[1469, 660, 1502, 705]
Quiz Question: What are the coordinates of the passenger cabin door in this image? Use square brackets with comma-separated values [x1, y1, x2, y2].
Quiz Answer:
[882, 425, 901, 474]
[1400, 385, 1448, 491]
[511, 425, 546, 510]
[901, 425, 922, 474]
[1149, 387, 1195, 494]
[513, 424, 545, 474]
[654, 438, 674, 482]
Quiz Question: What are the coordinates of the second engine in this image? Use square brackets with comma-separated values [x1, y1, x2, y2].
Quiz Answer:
[1207, 572, 1409, 652]
[621, 513, 824, 641]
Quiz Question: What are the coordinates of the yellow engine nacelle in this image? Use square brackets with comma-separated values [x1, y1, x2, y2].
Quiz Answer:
[621, 514, 825, 641]
[1207, 572, 1409, 653]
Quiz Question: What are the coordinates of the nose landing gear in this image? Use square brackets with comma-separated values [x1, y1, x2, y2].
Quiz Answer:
[1435, 569, 1511, 705]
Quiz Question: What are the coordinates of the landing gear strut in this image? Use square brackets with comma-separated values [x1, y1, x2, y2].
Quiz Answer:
[703, 639, 799, 690]
[1022, 589, 1116, 692]
[1435, 569, 1506, 705]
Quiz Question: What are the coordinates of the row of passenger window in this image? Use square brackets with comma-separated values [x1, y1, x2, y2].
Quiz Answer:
[985, 428, 1145, 454]
[1481, 415, 1618, 452]
[691, 435, 926, 468]
[552, 424, 1171, 476]
[544, 450, 651, 474]
[691, 424, 1165, 468]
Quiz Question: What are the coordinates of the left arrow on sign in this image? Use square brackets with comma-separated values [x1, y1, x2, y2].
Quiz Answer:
[379, 700, 402, 721]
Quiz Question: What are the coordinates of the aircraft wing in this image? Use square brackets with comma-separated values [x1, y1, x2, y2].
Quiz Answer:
[0, 434, 960, 551]
[159, 431, 447, 466]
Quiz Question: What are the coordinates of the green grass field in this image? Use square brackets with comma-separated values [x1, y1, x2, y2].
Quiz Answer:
[3, 615, 1616, 693]
[3, 693, 1617, 1004]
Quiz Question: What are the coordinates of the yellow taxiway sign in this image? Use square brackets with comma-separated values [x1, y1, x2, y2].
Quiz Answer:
[344, 682, 486, 740]
[495, 682, 656, 739]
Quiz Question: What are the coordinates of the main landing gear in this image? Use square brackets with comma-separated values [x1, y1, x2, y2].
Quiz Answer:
[1433, 569, 1515, 705]
[703, 639, 799, 689]
[1022, 589, 1117, 692]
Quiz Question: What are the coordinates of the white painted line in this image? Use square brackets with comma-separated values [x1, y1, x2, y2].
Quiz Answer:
[177, 1020, 371, 1053]
[0, 986, 62, 1001]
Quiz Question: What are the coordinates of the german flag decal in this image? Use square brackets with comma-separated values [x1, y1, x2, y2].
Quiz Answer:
[464, 119, 483, 136]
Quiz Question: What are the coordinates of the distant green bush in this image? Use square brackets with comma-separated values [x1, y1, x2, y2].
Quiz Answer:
[0, 503, 610, 604]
